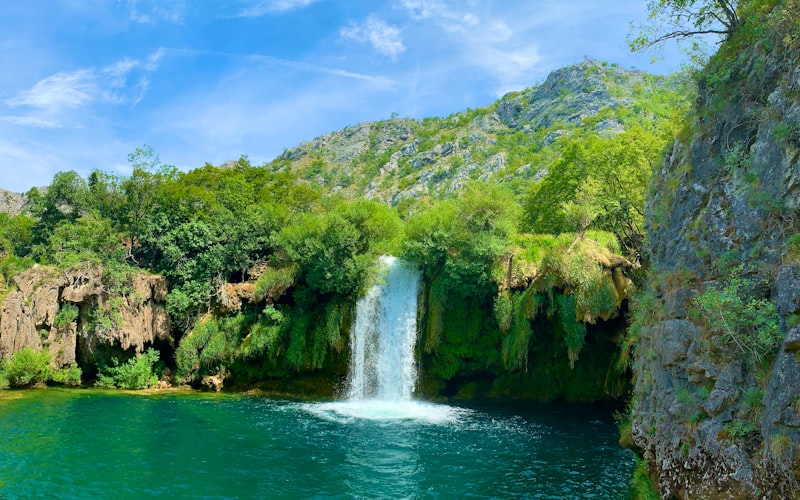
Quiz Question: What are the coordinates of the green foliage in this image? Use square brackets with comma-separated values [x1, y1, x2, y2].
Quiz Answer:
[540, 234, 621, 321]
[692, 265, 781, 364]
[784, 233, 800, 265]
[276, 199, 401, 298]
[1, 347, 51, 387]
[51, 363, 82, 386]
[557, 293, 587, 368]
[523, 126, 669, 259]
[253, 266, 296, 302]
[176, 307, 290, 383]
[501, 288, 539, 371]
[494, 292, 513, 333]
[0, 212, 34, 257]
[53, 303, 79, 329]
[404, 183, 518, 296]
[96, 348, 160, 389]
[0, 348, 83, 388]
[721, 420, 757, 441]
[629, 0, 740, 54]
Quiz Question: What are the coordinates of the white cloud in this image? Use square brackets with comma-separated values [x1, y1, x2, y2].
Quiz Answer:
[3, 50, 164, 127]
[5, 70, 97, 111]
[145, 47, 166, 71]
[340, 15, 406, 61]
[172, 48, 395, 87]
[123, 0, 185, 24]
[398, 0, 478, 28]
[1, 116, 62, 128]
[239, 0, 320, 17]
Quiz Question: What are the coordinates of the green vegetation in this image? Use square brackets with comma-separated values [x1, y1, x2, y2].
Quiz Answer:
[0, 347, 82, 387]
[53, 304, 79, 329]
[691, 265, 781, 365]
[630, 457, 660, 499]
[95, 348, 160, 389]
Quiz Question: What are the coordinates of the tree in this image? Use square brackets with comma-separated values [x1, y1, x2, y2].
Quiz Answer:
[629, 0, 741, 53]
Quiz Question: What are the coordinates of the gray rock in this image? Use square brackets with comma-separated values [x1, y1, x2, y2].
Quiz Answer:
[774, 266, 800, 317]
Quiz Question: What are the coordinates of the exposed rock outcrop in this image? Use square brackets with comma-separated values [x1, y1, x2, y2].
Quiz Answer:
[0, 265, 171, 370]
[0, 188, 25, 216]
[633, 2, 800, 497]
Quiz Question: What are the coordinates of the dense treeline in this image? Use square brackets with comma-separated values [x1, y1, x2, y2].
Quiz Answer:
[0, 76, 685, 394]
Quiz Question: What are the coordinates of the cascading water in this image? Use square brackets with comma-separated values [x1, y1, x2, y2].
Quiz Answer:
[347, 255, 421, 401]
[306, 256, 460, 423]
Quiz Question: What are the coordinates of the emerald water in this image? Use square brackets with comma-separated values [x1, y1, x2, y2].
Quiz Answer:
[0, 389, 633, 499]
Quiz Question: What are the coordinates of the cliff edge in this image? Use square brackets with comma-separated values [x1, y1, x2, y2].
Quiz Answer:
[632, 1, 800, 497]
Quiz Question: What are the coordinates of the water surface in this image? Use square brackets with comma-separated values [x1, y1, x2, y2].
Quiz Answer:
[0, 389, 633, 498]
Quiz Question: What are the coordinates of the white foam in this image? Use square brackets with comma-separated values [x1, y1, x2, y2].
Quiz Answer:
[303, 400, 468, 425]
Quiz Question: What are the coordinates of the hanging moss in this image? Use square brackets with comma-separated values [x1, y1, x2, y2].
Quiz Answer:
[558, 293, 587, 369]
[501, 288, 541, 371]
[575, 272, 620, 322]
[494, 291, 513, 333]
[285, 310, 310, 371]
[424, 275, 447, 353]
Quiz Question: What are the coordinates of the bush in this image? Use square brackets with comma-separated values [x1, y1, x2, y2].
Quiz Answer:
[693, 266, 781, 365]
[1, 347, 51, 387]
[53, 304, 79, 329]
[52, 363, 82, 386]
[95, 348, 160, 389]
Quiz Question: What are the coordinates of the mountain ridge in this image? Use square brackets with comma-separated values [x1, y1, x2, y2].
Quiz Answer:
[266, 59, 687, 207]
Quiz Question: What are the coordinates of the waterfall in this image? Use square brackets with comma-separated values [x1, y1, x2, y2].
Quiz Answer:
[347, 256, 421, 401]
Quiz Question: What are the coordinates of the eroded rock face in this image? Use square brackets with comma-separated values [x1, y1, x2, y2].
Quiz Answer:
[634, 4, 800, 496]
[0, 265, 171, 370]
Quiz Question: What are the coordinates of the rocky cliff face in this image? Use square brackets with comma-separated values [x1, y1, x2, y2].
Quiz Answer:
[633, 2, 800, 497]
[0, 188, 25, 217]
[0, 265, 171, 371]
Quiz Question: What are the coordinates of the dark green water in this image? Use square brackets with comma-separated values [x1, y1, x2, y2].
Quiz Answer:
[0, 389, 633, 499]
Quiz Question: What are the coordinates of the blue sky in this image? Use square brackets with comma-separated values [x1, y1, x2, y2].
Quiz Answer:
[0, 0, 689, 193]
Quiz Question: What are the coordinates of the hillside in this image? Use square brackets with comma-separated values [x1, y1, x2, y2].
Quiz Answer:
[269, 59, 687, 207]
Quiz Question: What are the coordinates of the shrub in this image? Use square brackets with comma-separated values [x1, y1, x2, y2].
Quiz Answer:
[2, 347, 51, 387]
[53, 304, 79, 329]
[52, 363, 82, 386]
[693, 266, 781, 365]
[95, 348, 160, 389]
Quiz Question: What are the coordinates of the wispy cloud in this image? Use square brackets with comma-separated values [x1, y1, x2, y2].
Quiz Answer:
[340, 15, 406, 61]
[122, 0, 185, 24]
[239, 0, 320, 17]
[5, 70, 97, 111]
[398, 0, 478, 29]
[3, 48, 165, 128]
[172, 48, 395, 86]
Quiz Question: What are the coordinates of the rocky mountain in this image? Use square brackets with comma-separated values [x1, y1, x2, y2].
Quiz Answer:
[0, 188, 25, 217]
[270, 59, 686, 206]
[631, 1, 800, 497]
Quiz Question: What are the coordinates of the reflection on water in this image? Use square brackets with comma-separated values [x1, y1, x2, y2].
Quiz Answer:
[0, 390, 634, 499]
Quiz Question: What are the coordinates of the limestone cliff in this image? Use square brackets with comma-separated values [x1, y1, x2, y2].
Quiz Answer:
[0, 265, 170, 371]
[632, 1, 800, 497]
